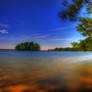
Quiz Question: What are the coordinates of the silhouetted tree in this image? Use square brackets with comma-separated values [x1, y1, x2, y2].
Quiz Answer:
[59, 0, 92, 21]
[15, 42, 40, 51]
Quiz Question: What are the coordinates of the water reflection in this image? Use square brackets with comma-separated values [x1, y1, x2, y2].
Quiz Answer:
[0, 51, 92, 92]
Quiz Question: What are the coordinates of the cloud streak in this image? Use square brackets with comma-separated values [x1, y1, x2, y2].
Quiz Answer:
[53, 38, 73, 41]
[51, 26, 74, 31]
[0, 29, 8, 34]
[31, 34, 49, 40]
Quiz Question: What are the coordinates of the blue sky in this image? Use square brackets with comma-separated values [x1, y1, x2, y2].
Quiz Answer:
[0, 0, 85, 50]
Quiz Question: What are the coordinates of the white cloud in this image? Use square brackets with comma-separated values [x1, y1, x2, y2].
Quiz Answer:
[0, 29, 8, 34]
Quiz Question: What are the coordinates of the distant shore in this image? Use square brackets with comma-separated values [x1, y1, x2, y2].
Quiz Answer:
[48, 47, 91, 51]
[0, 48, 91, 51]
[0, 49, 14, 51]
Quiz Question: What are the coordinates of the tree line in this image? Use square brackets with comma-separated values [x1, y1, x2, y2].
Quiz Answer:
[58, 0, 92, 51]
[15, 0, 92, 51]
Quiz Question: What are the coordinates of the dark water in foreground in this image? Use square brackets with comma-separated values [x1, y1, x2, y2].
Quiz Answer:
[0, 51, 92, 92]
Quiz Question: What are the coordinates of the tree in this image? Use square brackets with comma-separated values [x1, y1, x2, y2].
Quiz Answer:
[71, 42, 79, 48]
[71, 38, 92, 51]
[77, 18, 92, 37]
[15, 42, 40, 51]
[59, 0, 92, 21]
[80, 37, 92, 51]
[59, 0, 92, 37]
[59, 0, 92, 51]
[79, 40, 87, 50]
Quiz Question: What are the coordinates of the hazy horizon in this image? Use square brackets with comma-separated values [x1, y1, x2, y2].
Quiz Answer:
[0, 0, 85, 50]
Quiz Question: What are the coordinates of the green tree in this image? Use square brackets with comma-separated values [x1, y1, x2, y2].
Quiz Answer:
[71, 42, 79, 48]
[59, 0, 92, 51]
[59, 0, 92, 37]
[71, 38, 92, 51]
[77, 18, 92, 37]
[59, 0, 92, 21]
[79, 40, 87, 50]
[15, 42, 40, 51]
[80, 38, 92, 51]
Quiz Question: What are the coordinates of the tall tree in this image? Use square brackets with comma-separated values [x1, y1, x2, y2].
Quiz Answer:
[59, 0, 92, 37]
[59, 0, 92, 50]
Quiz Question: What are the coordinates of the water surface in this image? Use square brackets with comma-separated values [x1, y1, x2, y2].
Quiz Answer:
[0, 51, 92, 92]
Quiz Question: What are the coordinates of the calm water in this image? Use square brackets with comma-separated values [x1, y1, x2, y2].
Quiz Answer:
[0, 51, 92, 92]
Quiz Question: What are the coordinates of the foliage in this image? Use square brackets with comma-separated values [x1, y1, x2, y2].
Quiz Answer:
[54, 47, 83, 51]
[60, 0, 92, 37]
[59, 0, 92, 21]
[15, 42, 40, 51]
[71, 42, 80, 48]
[58, 0, 92, 51]
[79, 38, 92, 50]
[48, 47, 83, 51]
[48, 37, 92, 51]
[71, 37, 92, 51]
[77, 18, 92, 37]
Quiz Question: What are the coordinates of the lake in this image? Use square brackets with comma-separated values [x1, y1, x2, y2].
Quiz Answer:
[0, 51, 92, 92]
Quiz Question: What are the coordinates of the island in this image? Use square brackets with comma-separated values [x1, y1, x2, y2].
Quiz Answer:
[15, 42, 40, 51]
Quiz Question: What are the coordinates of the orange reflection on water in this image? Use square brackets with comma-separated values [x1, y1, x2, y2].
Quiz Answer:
[0, 60, 92, 92]
[0, 84, 62, 92]
[1, 85, 32, 92]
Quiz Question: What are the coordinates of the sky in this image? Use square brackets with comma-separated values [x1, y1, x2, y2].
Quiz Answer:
[0, 0, 85, 50]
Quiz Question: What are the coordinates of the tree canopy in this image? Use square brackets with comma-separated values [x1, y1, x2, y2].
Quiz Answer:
[58, 0, 92, 51]
[15, 42, 40, 51]
[59, 0, 92, 21]
[59, 0, 92, 37]
[71, 37, 92, 51]
[77, 18, 92, 37]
